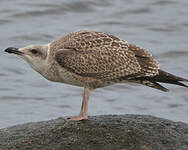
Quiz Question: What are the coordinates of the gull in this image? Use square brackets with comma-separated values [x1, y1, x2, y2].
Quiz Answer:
[4, 30, 188, 121]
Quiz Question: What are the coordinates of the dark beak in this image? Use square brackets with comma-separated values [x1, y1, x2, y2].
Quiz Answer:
[4, 47, 23, 55]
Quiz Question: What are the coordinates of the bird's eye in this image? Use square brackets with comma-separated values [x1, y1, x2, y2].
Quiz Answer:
[30, 49, 38, 54]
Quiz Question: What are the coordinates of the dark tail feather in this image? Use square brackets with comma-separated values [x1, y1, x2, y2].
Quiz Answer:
[132, 69, 188, 91]
[122, 69, 188, 92]
[151, 81, 169, 92]
[151, 69, 188, 88]
[141, 80, 169, 92]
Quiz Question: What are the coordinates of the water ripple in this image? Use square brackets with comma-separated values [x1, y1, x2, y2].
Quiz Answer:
[151, 0, 177, 6]
[0, 19, 12, 25]
[168, 103, 183, 108]
[0, 73, 7, 77]
[126, 8, 151, 15]
[0, 88, 12, 91]
[0, 96, 45, 101]
[11, 34, 53, 42]
[3, 68, 24, 75]
[11, 1, 96, 18]
[159, 51, 188, 59]
[148, 25, 182, 33]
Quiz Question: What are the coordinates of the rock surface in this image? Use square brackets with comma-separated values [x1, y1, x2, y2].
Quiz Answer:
[0, 115, 188, 150]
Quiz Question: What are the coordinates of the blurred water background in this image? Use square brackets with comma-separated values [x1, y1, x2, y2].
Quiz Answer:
[0, 0, 188, 128]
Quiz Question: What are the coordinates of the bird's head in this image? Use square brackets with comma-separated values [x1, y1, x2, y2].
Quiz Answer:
[4, 45, 49, 74]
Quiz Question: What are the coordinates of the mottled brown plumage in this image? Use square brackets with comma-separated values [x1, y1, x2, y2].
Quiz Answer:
[53, 31, 159, 89]
[53, 30, 188, 92]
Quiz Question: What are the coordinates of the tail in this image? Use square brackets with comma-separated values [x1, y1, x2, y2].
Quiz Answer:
[151, 69, 188, 87]
[137, 69, 188, 92]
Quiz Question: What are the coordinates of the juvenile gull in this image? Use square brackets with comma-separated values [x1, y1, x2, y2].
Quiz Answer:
[4, 30, 188, 121]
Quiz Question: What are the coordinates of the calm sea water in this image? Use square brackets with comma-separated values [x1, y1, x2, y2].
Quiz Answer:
[0, 0, 188, 128]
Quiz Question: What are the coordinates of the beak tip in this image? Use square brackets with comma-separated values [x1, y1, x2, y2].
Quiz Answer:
[4, 47, 16, 53]
[4, 48, 10, 53]
[4, 47, 22, 55]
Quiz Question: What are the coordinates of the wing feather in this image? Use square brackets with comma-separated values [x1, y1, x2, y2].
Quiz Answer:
[55, 48, 141, 80]
[54, 31, 159, 81]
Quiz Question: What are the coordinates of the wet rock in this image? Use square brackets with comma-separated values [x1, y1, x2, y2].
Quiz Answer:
[0, 115, 188, 150]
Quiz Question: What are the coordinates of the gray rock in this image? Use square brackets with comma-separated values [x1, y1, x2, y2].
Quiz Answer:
[0, 115, 188, 150]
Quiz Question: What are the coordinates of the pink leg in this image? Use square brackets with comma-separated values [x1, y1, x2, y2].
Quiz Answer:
[68, 87, 90, 121]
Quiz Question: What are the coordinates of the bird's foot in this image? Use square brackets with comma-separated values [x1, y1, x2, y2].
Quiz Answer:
[67, 114, 88, 121]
